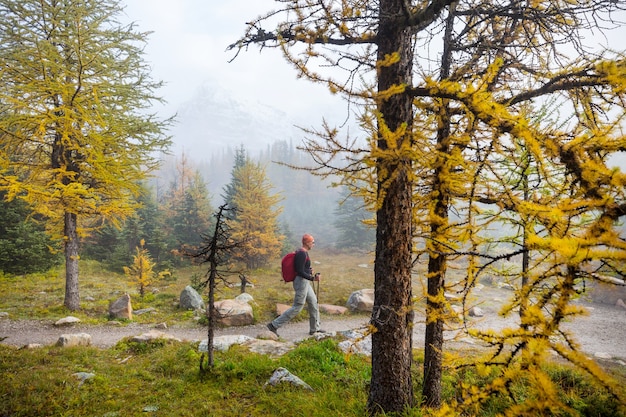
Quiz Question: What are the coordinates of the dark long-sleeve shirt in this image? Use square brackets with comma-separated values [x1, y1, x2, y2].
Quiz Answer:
[294, 249, 313, 280]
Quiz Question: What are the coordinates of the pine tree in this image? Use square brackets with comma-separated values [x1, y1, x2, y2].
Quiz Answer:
[0, 0, 171, 310]
[229, 159, 283, 270]
[221, 145, 248, 218]
[162, 154, 214, 259]
[334, 187, 375, 250]
[0, 192, 60, 274]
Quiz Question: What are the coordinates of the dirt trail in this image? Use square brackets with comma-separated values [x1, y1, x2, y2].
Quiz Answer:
[1, 297, 624, 361]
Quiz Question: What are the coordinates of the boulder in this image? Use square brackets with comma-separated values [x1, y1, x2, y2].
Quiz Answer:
[213, 299, 254, 326]
[338, 329, 372, 356]
[346, 289, 374, 312]
[199, 335, 254, 352]
[235, 293, 254, 304]
[131, 330, 182, 344]
[179, 285, 205, 310]
[56, 333, 92, 347]
[21, 343, 44, 349]
[134, 307, 157, 315]
[319, 304, 347, 315]
[244, 339, 295, 357]
[109, 294, 132, 320]
[54, 316, 81, 326]
[198, 335, 295, 357]
[276, 303, 290, 316]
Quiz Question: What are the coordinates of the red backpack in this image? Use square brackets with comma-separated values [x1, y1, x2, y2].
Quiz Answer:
[281, 249, 308, 282]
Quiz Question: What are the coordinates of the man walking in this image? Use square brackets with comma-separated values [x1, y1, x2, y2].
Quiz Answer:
[267, 234, 324, 336]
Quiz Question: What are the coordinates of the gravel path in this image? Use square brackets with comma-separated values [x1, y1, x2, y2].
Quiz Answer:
[1, 299, 624, 361]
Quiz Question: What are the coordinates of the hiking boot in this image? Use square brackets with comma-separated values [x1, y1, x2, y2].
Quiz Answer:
[309, 329, 327, 335]
[267, 322, 279, 336]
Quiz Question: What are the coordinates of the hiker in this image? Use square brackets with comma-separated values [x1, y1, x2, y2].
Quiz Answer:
[267, 233, 325, 336]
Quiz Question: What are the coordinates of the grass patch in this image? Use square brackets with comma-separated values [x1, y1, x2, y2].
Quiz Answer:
[0, 250, 375, 325]
[0, 338, 371, 417]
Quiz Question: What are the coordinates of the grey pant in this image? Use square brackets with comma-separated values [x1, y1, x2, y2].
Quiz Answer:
[272, 275, 320, 333]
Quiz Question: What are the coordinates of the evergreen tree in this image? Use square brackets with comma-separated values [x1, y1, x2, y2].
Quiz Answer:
[82, 182, 169, 272]
[0, 192, 60, 274]
[162, 154, 214, 259]
[221, 145, 247, 215]
[334, 187, 375, 250]
[0, 0, 171, 310]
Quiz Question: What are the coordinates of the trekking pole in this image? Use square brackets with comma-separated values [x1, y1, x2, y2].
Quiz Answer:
[313, 273, 320, 300]
[316, 275, 320, 304]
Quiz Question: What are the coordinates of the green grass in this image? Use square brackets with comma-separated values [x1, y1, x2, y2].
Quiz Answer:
[0, 338, 372, 417]
[0, 250, 375, 325]
[1, 251, 625, 416]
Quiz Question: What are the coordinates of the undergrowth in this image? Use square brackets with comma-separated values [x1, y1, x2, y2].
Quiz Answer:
[1, 337, 623, 417]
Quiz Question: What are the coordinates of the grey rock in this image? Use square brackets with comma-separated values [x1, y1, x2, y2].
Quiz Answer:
[109, 294, 132, 320]
[54, 316, 81, 326]
[179, 286, 205, 310]
[73, 372, 95, 386]
[264, 367, 313, 391]
[21, 343, 44, 349]
[244, 339, 295, 357]
[469, 306, 484, 317]
[212, 299, 254, 326]
[338, 329, 372, 356]
[56, 333, 92, 347]
[346, 289, 374, 312]
[199, 335, 254, 352]
[130, 330, 181, 344]
[235, 293, 254, 304]
[134, 307, 156, 315]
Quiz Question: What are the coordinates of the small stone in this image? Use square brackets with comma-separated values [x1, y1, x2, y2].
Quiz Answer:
[134, 308, 157, 315]
[469, 306, 484, 317]
[56, 333, 92, 347]
[54, 316, 81, 326]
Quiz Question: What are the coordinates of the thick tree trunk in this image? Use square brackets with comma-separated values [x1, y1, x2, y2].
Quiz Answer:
[367, 0, 415, 414]
[64, 211, 80, 311]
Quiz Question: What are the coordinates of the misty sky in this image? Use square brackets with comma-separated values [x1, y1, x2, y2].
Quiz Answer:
[122, 1, 626, 169]
[122, 0, 346, 123]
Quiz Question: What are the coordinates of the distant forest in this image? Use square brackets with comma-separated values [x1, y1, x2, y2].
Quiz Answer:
[0, 140, 375, 275]
[155, 139, 374, 250]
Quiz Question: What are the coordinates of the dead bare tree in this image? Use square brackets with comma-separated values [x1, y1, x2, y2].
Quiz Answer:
[188, 204, 242, 371]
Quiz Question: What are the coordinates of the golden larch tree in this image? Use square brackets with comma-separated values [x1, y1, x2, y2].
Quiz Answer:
[231, 0, 626, 415]
[230, 159, 283, 270]
[0, 0, 171, 310]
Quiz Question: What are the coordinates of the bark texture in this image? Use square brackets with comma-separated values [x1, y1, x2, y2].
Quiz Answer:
[367, 0, 415, 413]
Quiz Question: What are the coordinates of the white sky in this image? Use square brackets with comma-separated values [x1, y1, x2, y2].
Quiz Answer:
[122, 0, 346, 122]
